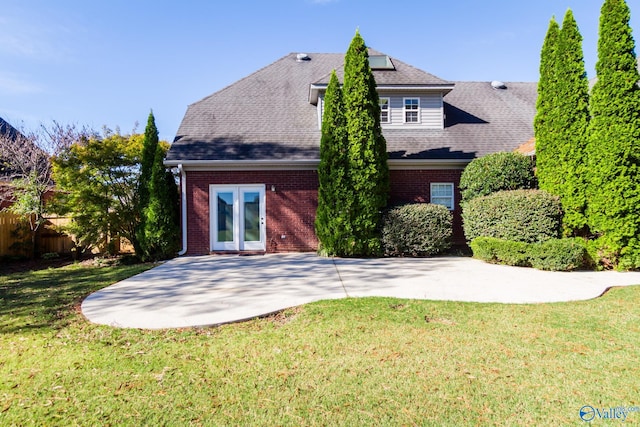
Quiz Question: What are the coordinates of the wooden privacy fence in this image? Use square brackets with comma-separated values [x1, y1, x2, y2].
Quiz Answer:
[0, 212, 76, 257]
[0, 213, 135, 258]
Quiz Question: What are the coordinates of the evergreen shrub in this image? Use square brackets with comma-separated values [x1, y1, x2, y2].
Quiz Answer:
[462, 190, 562, 243]
[459, 152, 536, 202]
[471, 236, 587, 271]
[382, 203, 452, 257]
[586, 0, 640, 270]
[470, 237, 530, 267]
[529, 238, 587, 271]
[342, 31, 390, 256]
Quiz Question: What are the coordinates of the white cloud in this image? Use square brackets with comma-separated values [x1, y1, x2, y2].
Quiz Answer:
[0, 73, 44, 95]
[0, 9, 73, 61]
[0, 33, 45, 58]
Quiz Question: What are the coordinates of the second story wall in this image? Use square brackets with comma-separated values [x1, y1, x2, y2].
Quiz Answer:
[379, 92, 444, 130]
[317, 90, 445, 130]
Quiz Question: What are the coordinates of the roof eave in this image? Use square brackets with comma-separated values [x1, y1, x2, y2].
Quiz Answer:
[164, 159, 320, 171]
[309, 84, 327, 105]
[165, 158, 471, 171]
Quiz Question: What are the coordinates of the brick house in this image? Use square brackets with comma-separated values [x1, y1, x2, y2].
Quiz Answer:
[165, 50, 537, 255]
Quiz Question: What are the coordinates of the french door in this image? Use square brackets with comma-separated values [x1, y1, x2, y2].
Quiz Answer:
[210, 185, 266, 251]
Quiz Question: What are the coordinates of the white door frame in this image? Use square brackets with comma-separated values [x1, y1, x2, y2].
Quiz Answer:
[209, 185, 266, 251]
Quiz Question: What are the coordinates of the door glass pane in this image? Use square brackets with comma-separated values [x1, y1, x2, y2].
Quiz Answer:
[243, 192, 260, 242]
[217, 192, 234, 242]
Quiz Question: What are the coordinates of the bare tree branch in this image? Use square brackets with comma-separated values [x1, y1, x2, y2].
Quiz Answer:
[0, 119, 97, 257]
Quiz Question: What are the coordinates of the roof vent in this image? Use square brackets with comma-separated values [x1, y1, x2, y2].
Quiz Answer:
[296, 53, 310, 62]
[491, 80, 507, 89]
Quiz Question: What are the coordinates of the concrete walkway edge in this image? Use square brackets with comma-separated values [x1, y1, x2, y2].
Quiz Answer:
[81, 254, 640, 329]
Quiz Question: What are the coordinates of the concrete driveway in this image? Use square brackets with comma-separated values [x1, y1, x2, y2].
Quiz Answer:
[81, 253, 640, 329]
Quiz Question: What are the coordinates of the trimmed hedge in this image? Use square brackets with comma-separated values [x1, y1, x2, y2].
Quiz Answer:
[382, 203, 452, 257]
[470, 238, 530, 267]
[462, 190, 563, 243]
[530, 239, 588, 271]
[471, 236, 587, 271]
[459, 152, 536, 201]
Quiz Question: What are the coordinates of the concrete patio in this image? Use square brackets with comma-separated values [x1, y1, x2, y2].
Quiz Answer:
[81, 253, 640, 329]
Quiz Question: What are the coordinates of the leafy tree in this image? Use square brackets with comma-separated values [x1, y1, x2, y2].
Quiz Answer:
[342, 31, 390, 256]
[0, 121, 93, 257]
[534, 18, 561, 198]
[554, 9, 590, 236]
[586, 0, 640, 269]
[137, 112, 180, 260]
[315, 71, 351, 255]
[52, 132, 143, 254]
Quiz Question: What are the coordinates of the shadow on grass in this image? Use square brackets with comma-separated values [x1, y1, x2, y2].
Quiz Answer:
[0, 264, 151, 334]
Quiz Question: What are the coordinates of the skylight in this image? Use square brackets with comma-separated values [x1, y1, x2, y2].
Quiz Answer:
[368, 55, 394, 70]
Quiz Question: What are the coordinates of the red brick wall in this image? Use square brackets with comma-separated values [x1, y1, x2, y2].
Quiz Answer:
[184, 168, 465, 255]
[185, 170, 319, 255]
[389, 169, 465, 245]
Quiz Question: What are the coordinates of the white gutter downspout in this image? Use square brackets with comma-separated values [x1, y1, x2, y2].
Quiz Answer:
[178, 164, 188, 256]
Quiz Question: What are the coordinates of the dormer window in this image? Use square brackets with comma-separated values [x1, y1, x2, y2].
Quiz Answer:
[404, 98, 420, 123]
[379, 98, 390, 123]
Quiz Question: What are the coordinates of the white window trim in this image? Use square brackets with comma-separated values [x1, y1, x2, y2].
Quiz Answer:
[379, 97, 390, 124]
[209, 184, 266, 251]
[430, 182, 454, 211]
[403, 97, 420, 124]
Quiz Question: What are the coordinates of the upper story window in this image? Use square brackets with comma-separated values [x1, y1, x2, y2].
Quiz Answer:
[404, 98, 420, 123]
[379, 98, 390, 123]
[431, 183, 454, 210]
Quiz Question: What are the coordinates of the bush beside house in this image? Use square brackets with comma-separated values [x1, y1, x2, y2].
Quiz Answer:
[382, 203, 452, 257]
[463, 190, 563, 244]
[459, 152, 536, 202]
[459, 151, 585, 271]
[471, 237, 587, 271]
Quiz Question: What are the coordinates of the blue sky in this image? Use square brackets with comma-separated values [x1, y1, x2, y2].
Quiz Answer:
[1, 0, 637, 141]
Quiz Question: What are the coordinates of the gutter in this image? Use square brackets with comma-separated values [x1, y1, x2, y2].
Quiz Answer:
[166, 158, 471, 171]
[178, 163, 187, 256]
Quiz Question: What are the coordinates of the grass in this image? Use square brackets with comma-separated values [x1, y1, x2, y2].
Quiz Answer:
[1, 262, 639, 425]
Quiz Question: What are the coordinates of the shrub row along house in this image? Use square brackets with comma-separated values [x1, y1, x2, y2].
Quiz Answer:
[165, 50, 537, 255]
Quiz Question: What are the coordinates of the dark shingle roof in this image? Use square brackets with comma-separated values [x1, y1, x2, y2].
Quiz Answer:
[0, 117, 23, 180]
[168, 52, 537, 163]
[0, 117, 20, 140]
[313, 49, 452, 87]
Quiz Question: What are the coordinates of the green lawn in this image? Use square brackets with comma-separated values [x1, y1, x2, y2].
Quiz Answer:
[1, 262, 639, 425]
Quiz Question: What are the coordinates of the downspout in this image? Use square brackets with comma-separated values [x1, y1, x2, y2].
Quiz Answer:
[178, 163, 188, 255]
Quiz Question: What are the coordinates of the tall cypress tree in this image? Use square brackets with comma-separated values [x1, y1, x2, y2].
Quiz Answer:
[587, 0, 640, 268]
[139, 111, 158, 213]
[555, 10, 591, 236]
[315, 71, 350, 255]
[135, 111, 159, 257]
[342, 31, 390, 256]
[142, 145, 181, 260]
[534, 18, 561, 197]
